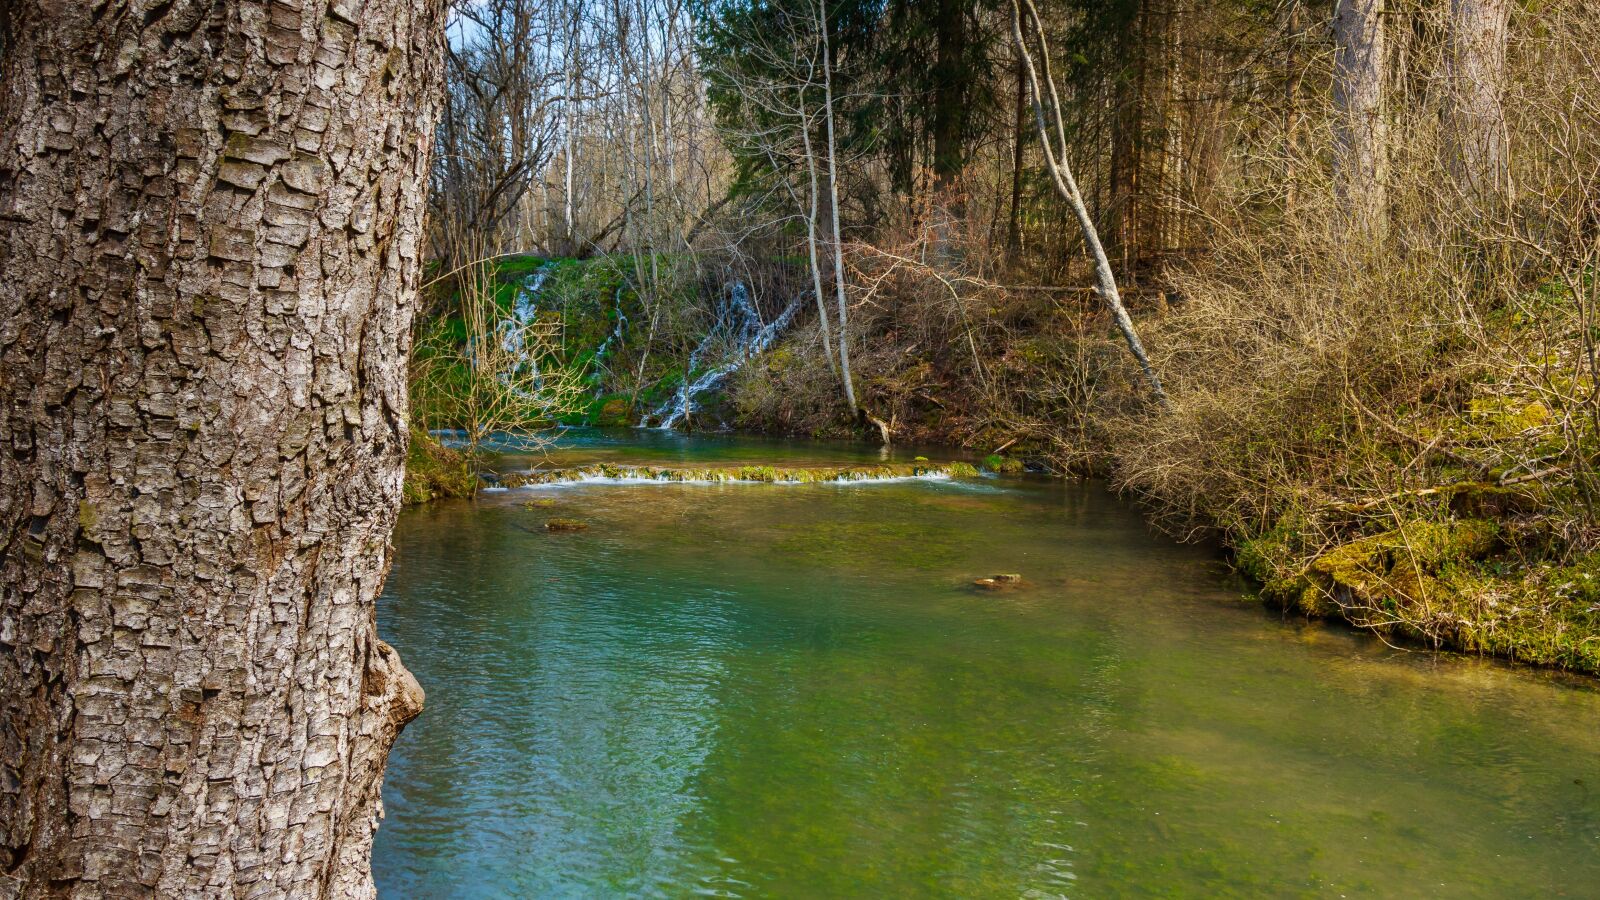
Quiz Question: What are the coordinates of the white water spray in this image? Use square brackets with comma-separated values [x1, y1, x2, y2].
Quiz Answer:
[646, 282, 802, 430]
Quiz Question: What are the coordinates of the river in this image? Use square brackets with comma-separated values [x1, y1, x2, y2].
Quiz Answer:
[373, 430, 1600, 897]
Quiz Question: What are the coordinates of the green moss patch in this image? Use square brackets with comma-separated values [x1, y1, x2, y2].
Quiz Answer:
[981, 454, 1024, 474]
[402, 428, 479, 505]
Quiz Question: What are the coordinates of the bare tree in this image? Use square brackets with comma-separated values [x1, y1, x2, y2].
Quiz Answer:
[433, 0, 564, 262]
[1010, 0, 1168, 403]
[0, 1, 444, 896]
[817, 0, 861, 412]
[710, 2, 855, 406]
[1332, 0, 1389, 230]
[795, 95, 842, 383]
[1446, 0, 1512, 205]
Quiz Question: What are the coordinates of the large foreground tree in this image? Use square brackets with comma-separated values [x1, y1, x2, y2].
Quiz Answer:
[0, 1, 444, 896]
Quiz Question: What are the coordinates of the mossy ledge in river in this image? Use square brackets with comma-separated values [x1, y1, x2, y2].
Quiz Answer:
[1240, 509, 1600, 676]
[498, 460, 983, 487]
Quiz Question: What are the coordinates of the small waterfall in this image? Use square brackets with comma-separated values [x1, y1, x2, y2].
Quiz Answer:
[502, 462, 972, 488]
[589, 286, 629, 391]
[646, 282, 802, 430]
[500, 265, 552, 359]
[480, 263, 562, 407]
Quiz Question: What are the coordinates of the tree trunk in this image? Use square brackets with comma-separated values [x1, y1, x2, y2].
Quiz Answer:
[930, 0, 967, 189]
[1008, 53, 1029, 255]
[1011, 0, 1167, 405]
[796, 95, 841, 385]
[1283, 0, 1305, 216]
[1332, 0, 1388, 230]
[1445, 0, 1511, 206]
[1107, 0, 1149, 270]
[820, 1, 859, 412]
[0, 1, 444, 897]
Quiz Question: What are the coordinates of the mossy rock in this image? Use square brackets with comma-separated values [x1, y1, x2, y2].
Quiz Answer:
[981, 454, 1024, 475]
[402, 428, 478, 505]
[1314, 519, 1497, 580]
[1306, 519, 1497, 619]
[545, 518, 588, 532]
[596, 397, 631, 426]
[1463, 397, 1550, 440]
[1441, 481, 1542, 517]
[947, 461, 980, 478]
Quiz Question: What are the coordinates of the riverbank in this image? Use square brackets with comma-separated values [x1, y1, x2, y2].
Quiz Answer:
[401, 421, 1600, 675]
[725, 375, 1600, 676]
[402, 249, 1599, 677]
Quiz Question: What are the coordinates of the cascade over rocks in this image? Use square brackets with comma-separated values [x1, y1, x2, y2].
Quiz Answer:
[646, 284, 804, 430]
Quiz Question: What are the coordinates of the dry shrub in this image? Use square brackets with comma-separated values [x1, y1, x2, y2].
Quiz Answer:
[730, 194, 1034, 441]
[1095, 0, 1600, 666]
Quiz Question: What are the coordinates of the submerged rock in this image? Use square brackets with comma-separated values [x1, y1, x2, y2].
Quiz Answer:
[545, 518, 589, 532]
[973, 574, 1024, 590]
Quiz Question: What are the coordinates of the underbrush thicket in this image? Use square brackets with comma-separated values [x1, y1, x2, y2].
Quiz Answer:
[726, 2, 1600, 672]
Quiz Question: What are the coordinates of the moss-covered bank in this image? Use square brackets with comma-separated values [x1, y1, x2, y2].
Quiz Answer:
[402, 429, 478, 505]
[1238, 508, 1600, 674]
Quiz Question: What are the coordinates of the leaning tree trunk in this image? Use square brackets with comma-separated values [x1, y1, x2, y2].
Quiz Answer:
[1331, 0, 1388, 231]
[0, 1, 444, 897]
[1010, 0, 1167, 405]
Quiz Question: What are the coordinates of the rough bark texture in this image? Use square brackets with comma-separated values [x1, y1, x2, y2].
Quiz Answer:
[1331, 0, 1387, 229]
[1446, 0, 1510, 204]
[0, 0, 444, 896]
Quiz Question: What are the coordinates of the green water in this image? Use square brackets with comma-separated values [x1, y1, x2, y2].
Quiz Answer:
[374, 431, 1600, 898]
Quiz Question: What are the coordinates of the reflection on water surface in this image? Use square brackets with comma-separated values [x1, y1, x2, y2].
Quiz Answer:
[375, 430, 1600, 898]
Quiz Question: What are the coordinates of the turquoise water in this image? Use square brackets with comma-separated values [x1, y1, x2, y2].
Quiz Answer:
[375, 432, 1600, 897]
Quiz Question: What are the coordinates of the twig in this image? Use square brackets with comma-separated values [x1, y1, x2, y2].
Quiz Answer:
[1346, 391, 1492, 477]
